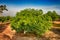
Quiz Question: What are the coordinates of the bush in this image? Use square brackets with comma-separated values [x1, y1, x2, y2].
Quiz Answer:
[11, 9, 52, 36]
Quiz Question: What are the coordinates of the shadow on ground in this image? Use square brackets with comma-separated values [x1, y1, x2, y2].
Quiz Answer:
[50, 28, 60, 35]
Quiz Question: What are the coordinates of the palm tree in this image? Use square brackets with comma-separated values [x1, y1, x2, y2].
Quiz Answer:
[0, 5, 8, 16]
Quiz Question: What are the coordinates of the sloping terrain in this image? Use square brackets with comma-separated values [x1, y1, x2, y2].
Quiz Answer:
[0, 21, 60, 40]
[0, 22, 15, 40]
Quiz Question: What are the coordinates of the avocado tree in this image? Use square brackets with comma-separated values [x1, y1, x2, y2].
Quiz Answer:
[11, 9, 52, 36]
[58, 15, 60, 19]
[46, 11, 59, 21]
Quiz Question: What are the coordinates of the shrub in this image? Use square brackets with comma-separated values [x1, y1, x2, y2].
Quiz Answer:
[11, 9, 52, 36]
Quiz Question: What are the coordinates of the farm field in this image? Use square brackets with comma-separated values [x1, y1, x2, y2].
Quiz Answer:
[0, 5, 60, 40]
[0, 21, 60, 40]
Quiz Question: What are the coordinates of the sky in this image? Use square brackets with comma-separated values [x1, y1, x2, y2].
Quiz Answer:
[0, 0, 60, 16]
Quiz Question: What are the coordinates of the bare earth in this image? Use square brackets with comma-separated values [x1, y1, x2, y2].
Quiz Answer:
[0, 21, 60, 40]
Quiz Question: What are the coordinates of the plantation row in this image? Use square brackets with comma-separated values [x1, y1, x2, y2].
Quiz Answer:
[0, 9, 60, 37]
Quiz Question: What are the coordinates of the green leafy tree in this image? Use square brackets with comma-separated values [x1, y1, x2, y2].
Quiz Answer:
[11, 9, 52, 36]
[0, 16, 13, 22]
[58, 15, 60, 20]
[0, 5, 8, 16]
[46, 11, 59, 21]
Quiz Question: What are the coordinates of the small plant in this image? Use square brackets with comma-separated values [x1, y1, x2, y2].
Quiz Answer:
[11, 9, 52, 36]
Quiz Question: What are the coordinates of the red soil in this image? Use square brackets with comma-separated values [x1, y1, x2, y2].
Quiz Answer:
[0, 21, 60, 40]
[0, 22, 16, 40]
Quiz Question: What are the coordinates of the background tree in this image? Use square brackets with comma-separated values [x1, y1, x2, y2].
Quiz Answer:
[0, 5, 8, 16]
[58, 15, 60, 21]
[46, 11, 59, 21]
[0, 16, 12, 22]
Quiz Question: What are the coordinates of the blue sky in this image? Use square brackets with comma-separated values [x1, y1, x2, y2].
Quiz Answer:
[0, 0, 60, 5]
[0, 0, 60, 16]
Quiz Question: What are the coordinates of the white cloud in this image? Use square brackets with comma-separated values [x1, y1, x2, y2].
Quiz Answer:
[2, 5, 60, 16]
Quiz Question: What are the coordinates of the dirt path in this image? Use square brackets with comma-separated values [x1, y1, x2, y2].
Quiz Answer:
[0, 23, 16, 40]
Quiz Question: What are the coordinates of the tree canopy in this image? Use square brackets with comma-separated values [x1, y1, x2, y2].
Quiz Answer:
[0, 5, 8, 16]
[46, 11, 59, 21]
[11, 9, 52, 36]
